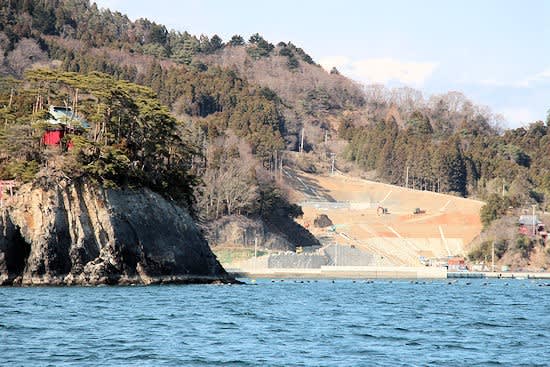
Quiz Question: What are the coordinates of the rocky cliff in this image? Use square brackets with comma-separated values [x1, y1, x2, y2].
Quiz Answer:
[205, 214, 321, 251]
[0, 178, 234, 285]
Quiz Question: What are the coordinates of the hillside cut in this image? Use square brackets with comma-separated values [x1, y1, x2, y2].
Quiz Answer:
[0, 178, 234, 285]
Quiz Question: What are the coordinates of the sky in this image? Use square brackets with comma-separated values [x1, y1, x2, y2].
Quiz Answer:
[94, 0, 549, 128]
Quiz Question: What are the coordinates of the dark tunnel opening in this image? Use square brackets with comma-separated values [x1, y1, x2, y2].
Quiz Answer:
[5, 226, 31, 280]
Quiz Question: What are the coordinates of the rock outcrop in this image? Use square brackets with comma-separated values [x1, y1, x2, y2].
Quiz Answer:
[206, 215, 293, 251]
[313, 214, 333, 228]
[205, 214, 321, 251]
[0, 178, 235, 285]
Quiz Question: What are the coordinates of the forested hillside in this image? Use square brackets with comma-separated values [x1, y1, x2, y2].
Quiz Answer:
[1, 0, 549, 253]
[0, 0, 309, 249]
[341, 110, 550, 199]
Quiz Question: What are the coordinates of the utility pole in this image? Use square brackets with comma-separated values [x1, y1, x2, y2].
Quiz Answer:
[330, 153, 336, 175]
[491, 241, 495, 272]
[279, 150, 283, 178]
[8, 88, 14, 108]
[273, 150, 278, 175]
[405, 166, 409, 189]
[254, 237, 258, 273]
[73, 88, 79, 115]
[299, 127, 304, 153]
[532, 204, 537, 236]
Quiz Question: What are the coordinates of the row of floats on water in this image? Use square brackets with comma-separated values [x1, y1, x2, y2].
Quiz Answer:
[244, 279, 550, 287]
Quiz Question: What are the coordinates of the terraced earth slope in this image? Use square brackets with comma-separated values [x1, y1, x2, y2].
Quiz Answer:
[286, 169, 484, 266]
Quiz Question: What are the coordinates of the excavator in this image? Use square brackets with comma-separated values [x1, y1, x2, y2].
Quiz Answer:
[377, 205, 388, 215]
[413, 207, 426, 215]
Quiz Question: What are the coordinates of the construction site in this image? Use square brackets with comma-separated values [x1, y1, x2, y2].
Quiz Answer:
[222, 168, 485, 278]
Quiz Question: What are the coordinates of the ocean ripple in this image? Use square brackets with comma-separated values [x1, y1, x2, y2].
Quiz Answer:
[1, 279, 549, 366]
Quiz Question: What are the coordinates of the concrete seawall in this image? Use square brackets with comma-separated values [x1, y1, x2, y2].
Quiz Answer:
[484, 272, 550, 279]
[230, 267, 550, 280]
[229, 266, 447, 279]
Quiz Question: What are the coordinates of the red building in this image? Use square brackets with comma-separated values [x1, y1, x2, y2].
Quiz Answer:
[41, 106, 89, 147]
[447, 257, 466, 271]
[43, 128, 65, 146]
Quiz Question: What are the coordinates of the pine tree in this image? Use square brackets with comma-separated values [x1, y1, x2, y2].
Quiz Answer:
[228, 35, 244, 46]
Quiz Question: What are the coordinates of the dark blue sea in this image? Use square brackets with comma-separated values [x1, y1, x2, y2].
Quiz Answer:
[1, 279, 549, 366]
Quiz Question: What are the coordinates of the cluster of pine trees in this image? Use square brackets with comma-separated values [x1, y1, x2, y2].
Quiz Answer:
[341, 114, 468, 195]
[0, 69, 199, 206]
[0, 0, 314, 66]
[341, 110, 550, 207]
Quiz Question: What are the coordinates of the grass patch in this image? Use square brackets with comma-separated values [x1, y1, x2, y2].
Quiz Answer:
[213, 248, 268, 265]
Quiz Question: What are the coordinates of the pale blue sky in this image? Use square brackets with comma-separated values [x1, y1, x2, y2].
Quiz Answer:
[94, 0, 549, 128]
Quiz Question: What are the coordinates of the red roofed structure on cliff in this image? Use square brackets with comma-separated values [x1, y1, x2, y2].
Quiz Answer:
[42, 106, 90, 147]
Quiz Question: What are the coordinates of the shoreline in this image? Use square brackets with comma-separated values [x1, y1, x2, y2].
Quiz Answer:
[0, 274, 240, 287]
[227, 266, 550, 280]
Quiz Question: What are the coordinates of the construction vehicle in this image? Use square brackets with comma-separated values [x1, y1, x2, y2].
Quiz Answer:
[413, 208, 426, 215]
[377, 206, 389, 215]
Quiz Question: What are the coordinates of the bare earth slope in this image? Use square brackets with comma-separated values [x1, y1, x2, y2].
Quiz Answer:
[286, 170, 484, 266]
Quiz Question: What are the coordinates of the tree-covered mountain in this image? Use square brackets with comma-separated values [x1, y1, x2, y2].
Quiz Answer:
[0, 0, 316, 251]
[1, 0, 549, 250]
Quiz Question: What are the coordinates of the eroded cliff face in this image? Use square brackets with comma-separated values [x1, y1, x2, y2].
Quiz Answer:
[0, 179, 234, 285]
[205, 214, 321, 251]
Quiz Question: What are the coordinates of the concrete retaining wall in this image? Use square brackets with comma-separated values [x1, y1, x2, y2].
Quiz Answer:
[267, 252, 328, 269]
[323, 244, 378, 266]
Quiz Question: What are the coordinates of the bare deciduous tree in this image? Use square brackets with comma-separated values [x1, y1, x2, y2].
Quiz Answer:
[197, 133, 260, 220]
[390, 86, 424, 116]
[6, 38, 48, 77]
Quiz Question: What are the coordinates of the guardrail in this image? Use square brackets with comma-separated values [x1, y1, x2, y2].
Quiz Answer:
[299, 201, 350, 209]
[298, 200, 380, 210]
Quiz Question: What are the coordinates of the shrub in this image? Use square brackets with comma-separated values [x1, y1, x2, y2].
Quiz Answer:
[515, 235, 534, 258]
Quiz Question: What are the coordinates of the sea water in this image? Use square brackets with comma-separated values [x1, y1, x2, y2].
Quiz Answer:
[1, 279, 549, 366]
